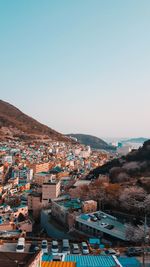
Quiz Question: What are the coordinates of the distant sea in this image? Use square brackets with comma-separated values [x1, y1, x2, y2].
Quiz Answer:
[103, 137, 147, 149]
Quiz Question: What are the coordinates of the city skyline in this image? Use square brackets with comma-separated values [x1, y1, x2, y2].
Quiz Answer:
[1, 0, 150, 137]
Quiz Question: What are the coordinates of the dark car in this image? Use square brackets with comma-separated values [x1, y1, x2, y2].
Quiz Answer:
[94, 213, 102, 220]
[89, 214, 97, 222]
[29, 241, 39, 253]
[105, 224, 114, 230]
[126, 247, 143, 256]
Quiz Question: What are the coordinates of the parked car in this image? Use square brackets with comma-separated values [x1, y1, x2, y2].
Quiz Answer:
[53, 255, 62, 261]
[81, 242, 89, 254]
[126, 247, 143, 256]
[100, 222, 109, 227]
[62, 239, 70, 254]
[29, 241, 39, 253]
[41, 240, 48, 254]
[51, 240, 59, 254]
[89, 214, 98, 222]
[16, 237, 25, 253]
[105, 248, 120, 256]
[105, 224, 114, 230]
[94, 213, 102, 220]
[99, 212, 107, 218]
[72, 243, 80, 254]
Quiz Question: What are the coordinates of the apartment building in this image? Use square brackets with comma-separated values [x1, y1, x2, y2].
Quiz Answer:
[28, 192, 42, 218]
[30, 162, 50, 174]
[42, 180, 60, 207]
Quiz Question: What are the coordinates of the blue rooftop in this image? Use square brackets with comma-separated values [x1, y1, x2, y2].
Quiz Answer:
[80, 214, 89, 221]
[42, 255, 53, 262]
[12, 204, 27, 210]
[64, 255, 117, 267]
[119, 257, 141, 267]
[59, 199, 82, 210]
[89, 238, 100, 245]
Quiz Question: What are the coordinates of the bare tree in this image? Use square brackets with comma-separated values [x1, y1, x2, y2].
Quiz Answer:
[144, 194, 150, 214]
[119, 186, 146, 211]
[126, 223, 149, 243]
[117, 172, 130, 183]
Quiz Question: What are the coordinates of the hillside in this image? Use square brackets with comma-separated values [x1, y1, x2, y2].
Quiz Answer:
[0, 100, 71, 142]
[67, 133, 115, 150]
[88, 140, 150, 189]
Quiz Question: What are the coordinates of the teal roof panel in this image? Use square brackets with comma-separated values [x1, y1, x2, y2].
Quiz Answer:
[119, 257, 141, 267]
[64, 255, 117, 267]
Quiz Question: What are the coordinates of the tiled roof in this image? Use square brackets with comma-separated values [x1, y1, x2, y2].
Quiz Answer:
[42, 262, 76, 267]
[119, 257, 141, 267]
[64, 255, 117, 267]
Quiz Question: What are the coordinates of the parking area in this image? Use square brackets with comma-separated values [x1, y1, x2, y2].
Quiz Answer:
[0, 238, 150, 265]
[0, 239, 114, 256]
[76, 211, 127, 241]
[40, 239, 122, 257]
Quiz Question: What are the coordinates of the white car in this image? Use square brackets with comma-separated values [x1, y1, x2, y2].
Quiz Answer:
[100, 222, 108, 227]
[51, 240, 59, 255]
[89, 214, 98, 222]
[62, 239, 70, 254]
[72, 243, 80, 254]
[106, 248, 120, 256]
[81, 242, 89, 255]
[41, 240, 48, 254]
[16, 237, 25, 253]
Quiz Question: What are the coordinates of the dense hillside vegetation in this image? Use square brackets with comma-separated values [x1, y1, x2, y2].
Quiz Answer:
[88, 140, 150, 190]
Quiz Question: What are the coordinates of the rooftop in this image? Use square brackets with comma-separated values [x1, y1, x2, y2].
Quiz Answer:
[29, 191, 41, 197]
[36, 172, 50, 176]
[76, 211, 127, 241]
[12, 203, 27, 210]
[58, 199, 82, 210]
[64, 255, 118, 267]
[119, 257, 141, 267]
[43, 180, 60, 185]
[42, 263, 76, 267]
[73, 180, 91, 187]
[0, 251, 40, 267]
[0, 242, 31, 253]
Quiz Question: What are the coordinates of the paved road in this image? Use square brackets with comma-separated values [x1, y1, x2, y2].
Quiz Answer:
[41, 209, 73, 239]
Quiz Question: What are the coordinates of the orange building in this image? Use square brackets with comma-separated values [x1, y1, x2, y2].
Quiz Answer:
[30, 162, 50, 174]
[42, 262, 76, 267]
[82, 200, 97, 213]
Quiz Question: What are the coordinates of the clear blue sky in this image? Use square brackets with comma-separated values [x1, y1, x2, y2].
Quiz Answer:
[0, 0, 150, 138]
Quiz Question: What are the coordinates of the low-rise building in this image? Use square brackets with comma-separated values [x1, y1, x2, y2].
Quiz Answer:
[51, 198, 82, 228]
[0, 242, 42, 267]
[18, 219, 33, 233]
[82, 200, 97, 213]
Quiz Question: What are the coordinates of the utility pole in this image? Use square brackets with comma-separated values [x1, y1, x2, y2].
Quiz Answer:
[142, 214, 147, 267]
